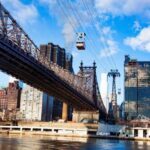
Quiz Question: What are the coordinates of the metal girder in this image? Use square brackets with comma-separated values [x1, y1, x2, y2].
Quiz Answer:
[0, 2, 107, 115]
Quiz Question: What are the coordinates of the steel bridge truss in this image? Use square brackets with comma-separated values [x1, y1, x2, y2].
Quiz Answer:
[0, 3, 106, 114]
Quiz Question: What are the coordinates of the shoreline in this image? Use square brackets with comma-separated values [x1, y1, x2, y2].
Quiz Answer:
[0, 130, 150, 142]
[0, 124, 149, 142]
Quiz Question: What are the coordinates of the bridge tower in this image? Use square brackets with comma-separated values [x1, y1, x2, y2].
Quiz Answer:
[79, 61, 98, 106]
[72, 61, 100, 122]
[108, 69, 120, 121]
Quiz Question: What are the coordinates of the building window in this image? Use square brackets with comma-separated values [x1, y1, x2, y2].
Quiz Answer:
[143, 130, 147, 137]
[134, 129, 138, 137]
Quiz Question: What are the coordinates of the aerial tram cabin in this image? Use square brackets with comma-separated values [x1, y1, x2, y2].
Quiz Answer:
[76, 32, 86, 50]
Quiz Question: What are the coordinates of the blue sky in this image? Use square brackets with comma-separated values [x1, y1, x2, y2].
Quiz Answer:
[0, 0, 150, 105]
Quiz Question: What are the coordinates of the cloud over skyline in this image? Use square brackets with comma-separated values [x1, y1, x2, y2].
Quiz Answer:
[95, 0, 150, 18]
[100, 39, 119, 57]
[124, 26, 150, 52]
[1, 0, 38, 25]
[39, 0, 96, 52]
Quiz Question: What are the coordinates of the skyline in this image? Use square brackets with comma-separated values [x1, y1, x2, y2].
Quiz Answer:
[0, 0, 150, 105]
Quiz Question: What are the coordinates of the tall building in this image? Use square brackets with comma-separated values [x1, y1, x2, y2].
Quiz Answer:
[124, 55, 150, 120]
[20, 85, 54, 121]
[0, 81, 21, 111]
[0, 81, 22, 121]
[40, 43, 73, 121]
[40, 43, 73, 71]
[100, 73, 108, 112]
[20, 43, 74, 121]
[40, 43, 66, 68]
[7, 81, 22, 110]
[0, 88, 7, 110]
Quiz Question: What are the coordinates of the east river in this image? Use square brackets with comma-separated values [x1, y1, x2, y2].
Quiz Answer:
[0, 135, 150, 150]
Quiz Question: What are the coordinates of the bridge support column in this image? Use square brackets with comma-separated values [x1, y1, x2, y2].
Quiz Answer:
[72, 109, 99, 123]
[62, 102, 68, 121]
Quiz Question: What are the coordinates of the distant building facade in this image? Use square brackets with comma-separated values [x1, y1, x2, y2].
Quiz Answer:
[40, 43, 73, 120]
[40, 43, 73, 71]
[7, 82, 22, 110]
[124, 55, 150, 120]
[100, 73, 108, 112]
[20, 85, 53, 121]
[0, 81, 21, 111]
[0, 81, 22, 121]
[19, 43, 73, 121]
[0, 89, 7, 110]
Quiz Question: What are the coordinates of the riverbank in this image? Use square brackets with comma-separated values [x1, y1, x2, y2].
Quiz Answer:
[0, 125, 149, 142]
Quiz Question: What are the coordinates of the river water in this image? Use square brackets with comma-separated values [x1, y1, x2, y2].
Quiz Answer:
[0, 135, 150, 150]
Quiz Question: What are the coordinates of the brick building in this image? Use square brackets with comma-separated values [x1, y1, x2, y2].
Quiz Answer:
[0, 81, 22, 120]
[40, 43, 73, 71]
[0, 88, 7, 110]
[7, 81, 22, 110]
[0, 81, 21, 111]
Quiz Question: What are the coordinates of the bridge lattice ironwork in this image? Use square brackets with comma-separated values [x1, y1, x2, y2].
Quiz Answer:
[0, 3, 106, 113]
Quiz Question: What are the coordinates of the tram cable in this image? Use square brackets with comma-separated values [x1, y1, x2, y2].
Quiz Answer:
[81, 0, 117, 69]
[66, 0, 110, 72]
[57, 0, 108, 72]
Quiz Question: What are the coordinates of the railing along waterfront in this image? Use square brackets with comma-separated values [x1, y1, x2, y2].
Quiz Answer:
[0, 125, 97, 136]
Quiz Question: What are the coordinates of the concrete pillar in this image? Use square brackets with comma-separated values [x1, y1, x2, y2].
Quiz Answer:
[138, 129, 143, 138]
[62, 102, 68, 121]
[148, 129, 150, 137]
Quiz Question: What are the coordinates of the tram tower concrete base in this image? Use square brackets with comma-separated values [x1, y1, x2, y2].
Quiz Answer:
[72, 110, 99, 123]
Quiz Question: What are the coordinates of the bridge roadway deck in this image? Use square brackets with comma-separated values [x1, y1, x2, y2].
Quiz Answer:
[0, 36, 98, 111]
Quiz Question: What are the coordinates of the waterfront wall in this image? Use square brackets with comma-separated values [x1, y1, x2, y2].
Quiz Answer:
[0, 125, 94, 137]
[97, 123, 126, 135]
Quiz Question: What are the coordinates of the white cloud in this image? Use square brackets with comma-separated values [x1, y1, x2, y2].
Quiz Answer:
[100, 39, 119, 57]
[95, 0, 123, 16]
[133, 21, 141, 32]
[1, 0, 38, 25]
[124, 26, 150, 52]
[72, 51, 79, 58]
[102, 26, 112, 35]
[62, 17, 77, 50]
[95, 0, 150, 18]
[101, 26, 116, 36]
[39, 0, 119, 56]
[97, 25, 119, 57]
[39, 0, 93, 52]
[39, 0, 57, 5]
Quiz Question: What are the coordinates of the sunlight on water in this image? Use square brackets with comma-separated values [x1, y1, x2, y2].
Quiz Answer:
[0, 135, 150, 150]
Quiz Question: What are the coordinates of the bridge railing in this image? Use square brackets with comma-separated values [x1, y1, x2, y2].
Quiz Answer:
[0, 2, 93, 103]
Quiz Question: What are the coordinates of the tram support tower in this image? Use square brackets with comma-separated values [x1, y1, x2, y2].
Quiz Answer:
[108, 69, 120, 121]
